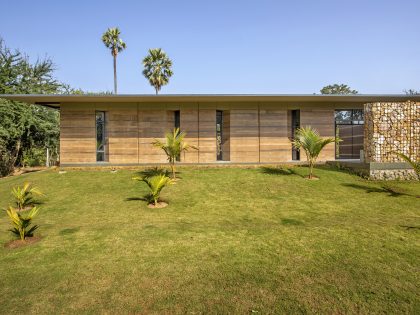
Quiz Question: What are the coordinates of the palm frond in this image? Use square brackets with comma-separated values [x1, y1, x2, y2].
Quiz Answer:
[394, 152, 420, 179]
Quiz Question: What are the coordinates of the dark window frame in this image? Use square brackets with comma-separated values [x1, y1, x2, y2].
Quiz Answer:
[96, 111, 106, 162]
[334, 109, 364, 160]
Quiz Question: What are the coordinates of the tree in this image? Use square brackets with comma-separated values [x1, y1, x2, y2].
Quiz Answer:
[142, 48, 173, 94]
[320, 84, 358, 95]
[101, 27, 126, 94]
[0, 38, 61, 176]
[152, 128, 197, 179]
[292, 127, 337, 179]
[404, 89, 420, 95]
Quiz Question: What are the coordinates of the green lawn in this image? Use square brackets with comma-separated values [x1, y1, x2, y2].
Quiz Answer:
[0, 166, 419, 314]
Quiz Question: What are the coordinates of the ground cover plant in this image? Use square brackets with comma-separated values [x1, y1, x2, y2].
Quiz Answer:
[0, 166, 419, 313]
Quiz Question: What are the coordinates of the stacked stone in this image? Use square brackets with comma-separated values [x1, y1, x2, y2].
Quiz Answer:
[364, 101, 419, 163]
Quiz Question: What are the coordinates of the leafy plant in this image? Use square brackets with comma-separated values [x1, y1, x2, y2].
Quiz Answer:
[6, 206, 39, 240]
[142, 48, 173, 94]
[152, 128, 197, 179]
[11, 182, 43, 210]
[394, 152, 420, 179]
[133, 174, 174, 206]
[292, 127, 337, 179]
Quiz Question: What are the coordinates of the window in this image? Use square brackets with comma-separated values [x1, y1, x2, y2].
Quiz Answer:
[96, 111, 106, 162]
[174, 110, 180, 130]
[291, 110, 300, 160]
[335, 109, 364, 159]
[216, 111, 223, 161]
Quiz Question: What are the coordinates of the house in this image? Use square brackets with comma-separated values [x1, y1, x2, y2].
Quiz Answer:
[2, 94, 419, 178]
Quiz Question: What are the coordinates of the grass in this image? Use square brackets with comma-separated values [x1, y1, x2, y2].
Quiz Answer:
[0, 165, 419, 314]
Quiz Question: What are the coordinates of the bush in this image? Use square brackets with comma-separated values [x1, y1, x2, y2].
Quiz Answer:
[11, 182, 44, 211]
[133, 174, 173, 206]
[22, 147, 46, 167]
[6, 206, 40, 240]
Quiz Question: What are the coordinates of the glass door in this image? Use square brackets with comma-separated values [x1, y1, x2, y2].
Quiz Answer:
[216, 110, 223, 161]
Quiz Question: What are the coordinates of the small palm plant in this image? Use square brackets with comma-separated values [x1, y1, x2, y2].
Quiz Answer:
[292, 127, 337, 179]
[394, 152, 420, 180]
[12, 182, 43, 211]
[152, 128, 197, 179]
[6, 206, 40, 240]
[133, 174, 174, 206]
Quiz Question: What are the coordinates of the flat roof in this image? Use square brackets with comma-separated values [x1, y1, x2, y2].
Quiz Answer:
[1, 94, 419, 108]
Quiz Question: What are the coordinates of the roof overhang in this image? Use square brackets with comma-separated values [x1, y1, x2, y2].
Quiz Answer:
[1, 94, 419, 108]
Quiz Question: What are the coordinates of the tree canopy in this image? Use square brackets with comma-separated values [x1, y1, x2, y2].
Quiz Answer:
[320, 84, 358, 95]
[142, 48, 173, 94]
[0, 39, 63, 176]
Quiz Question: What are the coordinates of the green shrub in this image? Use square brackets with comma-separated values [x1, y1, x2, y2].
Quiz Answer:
[22, 147, 46, 167]
[11, 182, 43, 210]
[133, 174, 174, 206]
[6, 206, 40, 240]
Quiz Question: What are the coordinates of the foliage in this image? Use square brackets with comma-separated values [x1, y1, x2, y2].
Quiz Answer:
[102, 27, 126, 94]
[133, 174, 174, 205]
[292, 127, 337, 179]
[152, 128, 197, 179]
[394, 152, 420, 179]
[22, 147, 46, 167]
[6, 205, 39, 240]
[404, 89, 420, 95]
[320, 84, 358, 95]
[0, 38, 61, 176]
[142, 48, 173, 94]
[11, 182, 43, 210]
[136, 167, 170, 179]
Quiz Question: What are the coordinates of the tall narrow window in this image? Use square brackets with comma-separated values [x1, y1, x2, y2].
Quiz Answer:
[216, 110, 223, 161]
[291, 110, 300, 160]
[335, 109, 364, 159]
[174, 110, 180, 130]
[174, 110, 181, 161]
[96, 111, 106, 162]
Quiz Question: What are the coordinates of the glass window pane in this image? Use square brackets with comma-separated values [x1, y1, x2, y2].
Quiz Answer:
[335, 110, 352, 124]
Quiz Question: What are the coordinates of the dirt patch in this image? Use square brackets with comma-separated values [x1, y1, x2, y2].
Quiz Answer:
[4, 236, 42, 249]
[147, 202, 168, 209]
[304, 175, 320, 180]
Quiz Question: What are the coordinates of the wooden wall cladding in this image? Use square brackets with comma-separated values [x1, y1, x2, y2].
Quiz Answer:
[230, 109, 259, 162]
[108, 109, 138, 163]
[60, 106, 96, 163]
[259, 109, 291, 162]
[138, 110, 170, 163]
[180, 107, 199, 163]
[300, 109, 335, 160]
[198, 109, 217, 163]
[60, 103, 340, 164]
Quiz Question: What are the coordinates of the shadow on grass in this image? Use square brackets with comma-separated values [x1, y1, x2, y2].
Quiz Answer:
[399, 225, 420, 231]
[341, 183, 412, 197]
[133, 167, 181, 180]
[281, 218, 304, 226]
[59, 227, 80, 235]
[125, 196, 148, 202]
[260, 167, 304, 178]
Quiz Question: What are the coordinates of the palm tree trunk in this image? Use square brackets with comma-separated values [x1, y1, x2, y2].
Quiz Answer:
[171, 161, 176, 179]
[155, 86, 158, 95]
[113, 54, 117, 94]
[309, 161, 313, 179]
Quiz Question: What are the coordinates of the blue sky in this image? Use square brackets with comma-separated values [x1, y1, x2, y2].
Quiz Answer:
[1, 0, 419, 94]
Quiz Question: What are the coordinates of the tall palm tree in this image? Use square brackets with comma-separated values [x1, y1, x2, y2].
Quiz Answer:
[152, 128, 197, 179]
[142, 48, 173, 94]
[292, 127, 337, 179]
[101, 27, 126, 94]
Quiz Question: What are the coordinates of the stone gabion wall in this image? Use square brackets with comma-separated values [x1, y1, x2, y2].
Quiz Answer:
[364, 101, 420, 163]
[369, 169, 418, 181]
